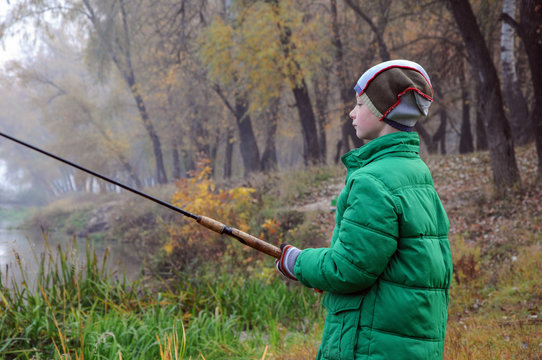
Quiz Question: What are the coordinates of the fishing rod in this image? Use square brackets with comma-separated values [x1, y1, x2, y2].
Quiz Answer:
[0, 131, 282, 259]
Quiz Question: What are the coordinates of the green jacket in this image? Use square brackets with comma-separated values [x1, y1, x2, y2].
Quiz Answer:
[294, 132, 452, 360]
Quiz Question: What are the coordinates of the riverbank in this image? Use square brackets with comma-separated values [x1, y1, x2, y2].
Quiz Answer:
[15, 164, 341, 275]
[0, 205, 34, 228]
[1, 164, 341, 359]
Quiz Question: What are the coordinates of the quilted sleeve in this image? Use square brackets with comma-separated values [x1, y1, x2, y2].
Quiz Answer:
[294, 173, 399, 293]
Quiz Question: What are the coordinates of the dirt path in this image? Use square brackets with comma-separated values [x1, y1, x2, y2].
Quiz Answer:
[294, 182, 343, 212]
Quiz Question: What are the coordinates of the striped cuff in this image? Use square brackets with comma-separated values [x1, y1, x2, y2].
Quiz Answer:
[279, 245, 301, 280]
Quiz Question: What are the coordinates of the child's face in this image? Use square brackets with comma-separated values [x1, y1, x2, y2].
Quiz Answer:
[350, 95, 386, 140]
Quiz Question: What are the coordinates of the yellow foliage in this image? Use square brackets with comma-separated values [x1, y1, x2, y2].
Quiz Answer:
[260, 218, 281, 240]
[165, 158, 258, 260]
[163, 242, 174, 256]
[198, 0, 332, 112]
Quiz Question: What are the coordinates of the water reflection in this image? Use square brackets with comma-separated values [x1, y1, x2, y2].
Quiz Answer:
[0, 226, 143, 289]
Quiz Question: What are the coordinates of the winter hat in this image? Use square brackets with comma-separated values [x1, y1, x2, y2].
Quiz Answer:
[354, 59, 433, 132]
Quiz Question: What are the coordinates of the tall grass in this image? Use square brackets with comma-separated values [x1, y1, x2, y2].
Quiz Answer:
[0, 233, 324, 359]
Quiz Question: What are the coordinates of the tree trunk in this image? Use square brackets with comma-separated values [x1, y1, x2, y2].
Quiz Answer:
[415, 122, 437, 154]
[83, 0, 168, 184]
[331, 0, 363, 160]
[449, 0, 520, 187]
[171, 138, 184, 180]
[117, 151, 142, 188]
[189, 106, 213, 166]
[291, 80, 322, 165]
[224, 127, 234, 179]
[314, 66, 329, 163]
[125, 72, 168, 184]
[213, 85, 262, 176]
[261, 98, 279, 172]
[119, 1, 167, 185]
[415, 110, 446, 155]
[271, 0, 322, 164]
[234, 95, 262, 175]
[501, 0, 531, 145]
[435, 110, 447, 155]
[475, 85, 489, 151]
[459, 84, 474, 154]
[209, 133, 219, 178]
[518, 0, 542, 177]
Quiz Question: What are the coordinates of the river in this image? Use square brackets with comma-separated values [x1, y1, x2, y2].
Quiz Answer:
[0, 215, 144, 289]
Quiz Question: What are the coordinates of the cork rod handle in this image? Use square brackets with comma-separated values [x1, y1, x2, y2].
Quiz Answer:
[196, 216, 282, 259]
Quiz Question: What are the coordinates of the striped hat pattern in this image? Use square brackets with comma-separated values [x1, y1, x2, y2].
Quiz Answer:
[354, 60, 433, 132]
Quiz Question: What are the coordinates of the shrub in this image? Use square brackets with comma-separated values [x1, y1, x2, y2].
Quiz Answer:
[162, 159, 264, 272]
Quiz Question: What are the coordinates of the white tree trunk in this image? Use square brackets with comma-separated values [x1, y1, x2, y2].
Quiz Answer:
[501, 0, 530, 144]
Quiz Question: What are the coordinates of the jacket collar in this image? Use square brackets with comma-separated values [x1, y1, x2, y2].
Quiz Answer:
[341, 132, 420, 180]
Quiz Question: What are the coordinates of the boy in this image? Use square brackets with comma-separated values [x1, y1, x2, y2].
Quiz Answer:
[277, 60, 453, 360]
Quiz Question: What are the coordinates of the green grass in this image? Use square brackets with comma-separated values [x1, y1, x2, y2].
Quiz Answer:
[0, 233, 324, 359]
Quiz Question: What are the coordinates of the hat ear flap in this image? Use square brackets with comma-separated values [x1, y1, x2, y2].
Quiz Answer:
[414, 92, 432, 116]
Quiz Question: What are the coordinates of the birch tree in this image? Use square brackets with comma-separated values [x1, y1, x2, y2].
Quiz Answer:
[502, 0, 542, 178]
[501, 0, 530, 145]
[448, 0, 520, 188]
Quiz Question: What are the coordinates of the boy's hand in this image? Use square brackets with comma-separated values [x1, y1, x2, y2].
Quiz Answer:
[275, 244, 301, 280]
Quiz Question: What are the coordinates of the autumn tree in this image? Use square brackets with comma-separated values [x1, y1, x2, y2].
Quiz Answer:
[142, 0, 222, 179]
[81, 0, 168, 184]
[4, 31, 146, 192]
[3, 0, 170, 185]
[199, 14, 263, 176]
[260, 97, 281, 171]
[200, 0, 332, 171]
[268, 0, 325, 164]
[3, 0, 537, 187]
